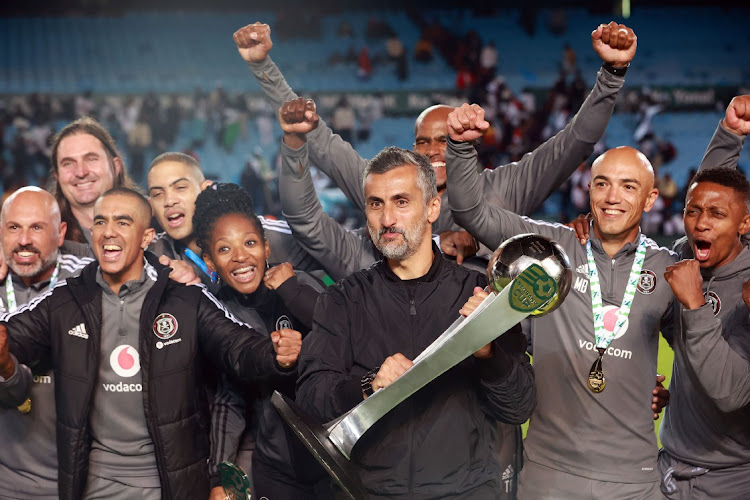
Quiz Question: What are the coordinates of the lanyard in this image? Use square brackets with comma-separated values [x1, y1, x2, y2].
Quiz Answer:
[183, 248, 217, 283]
[6, 260, 60, 313]
[585, 236, 646, 350]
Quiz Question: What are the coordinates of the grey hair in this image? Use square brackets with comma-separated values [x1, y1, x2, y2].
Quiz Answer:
[363, 146, 438, 203]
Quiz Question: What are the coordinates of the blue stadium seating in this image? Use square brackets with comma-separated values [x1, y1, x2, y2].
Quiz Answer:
[0, 7, 746, 94]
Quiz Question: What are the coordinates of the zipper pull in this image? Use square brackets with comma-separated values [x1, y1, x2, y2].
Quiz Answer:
[409, 299, 416, 316]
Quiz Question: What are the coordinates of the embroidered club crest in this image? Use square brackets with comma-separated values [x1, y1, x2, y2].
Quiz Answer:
[153, 313, 179, 340]
[637, 270, 657, 294]
[276, 315, 293, 331]
[703, 291, 721, 316]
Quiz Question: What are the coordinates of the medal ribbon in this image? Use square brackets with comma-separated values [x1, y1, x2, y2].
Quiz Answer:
[6, 260, 60, 313]
[586, 235, 646, 350]
[183, 248, 217, 283]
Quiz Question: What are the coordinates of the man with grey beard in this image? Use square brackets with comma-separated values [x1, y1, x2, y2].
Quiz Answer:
[295, 147, 535, 498]
[0, 187, 93, 499]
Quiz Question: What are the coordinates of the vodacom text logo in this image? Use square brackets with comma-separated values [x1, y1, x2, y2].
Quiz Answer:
[110, 345, 141, 378]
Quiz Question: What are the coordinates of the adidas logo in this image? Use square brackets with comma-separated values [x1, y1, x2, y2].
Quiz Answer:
[576, 264, 589, 277]
[68, 323, 89, 340]
[501, 464, 515, 481]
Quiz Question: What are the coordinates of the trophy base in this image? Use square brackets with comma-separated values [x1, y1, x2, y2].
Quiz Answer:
[271, 392, 367, 500]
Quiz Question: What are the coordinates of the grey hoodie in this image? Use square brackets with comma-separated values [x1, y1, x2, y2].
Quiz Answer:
[660, 247, 750, 468]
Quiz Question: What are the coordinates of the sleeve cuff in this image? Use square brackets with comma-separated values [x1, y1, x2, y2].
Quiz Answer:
[275, 275, 301, 301]
[446, 137, 479, 156]
[596, 65, 626, 89]
[246, 56, 277, 76]
[717, 119, 747, 145]
[681, 303, 717, 333]
[281, 139, 308, 156]
[475, 342, 514, 383]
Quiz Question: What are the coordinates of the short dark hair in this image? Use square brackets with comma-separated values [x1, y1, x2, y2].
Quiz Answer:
[363, 146, 437, 202]
[690, 167, 750, 207]
[99, 187, 153, 225]
[149, 152, 204, 181]
[192, 183, 264, 254]
[49, 117, 138, 242]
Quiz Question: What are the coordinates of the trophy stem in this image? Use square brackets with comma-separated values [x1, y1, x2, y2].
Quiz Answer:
[327, 285, 530, 458]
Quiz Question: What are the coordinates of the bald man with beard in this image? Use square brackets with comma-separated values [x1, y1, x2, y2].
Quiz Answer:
[0, 187, 94, 500]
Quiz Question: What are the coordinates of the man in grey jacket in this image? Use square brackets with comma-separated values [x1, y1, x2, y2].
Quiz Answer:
[659, 167, 750, 498]
[234, 20, 636, 268]
[0, 187, 94, 500]
[446, 104, 678, 498]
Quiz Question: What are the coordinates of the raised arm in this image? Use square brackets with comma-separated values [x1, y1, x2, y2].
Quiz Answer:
[235, 22, 367, 211]
[445, 106, 576, 250]
[478, 22, 636, 215]
[698, 95, 749, 172]
[277, 98, 378, 281]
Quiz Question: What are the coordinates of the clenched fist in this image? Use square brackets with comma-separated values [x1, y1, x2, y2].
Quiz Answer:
[723, 95, 750, 137]
[279, 98, 320, 136]
[591, 22, 637, 68]
[447, 103, 490, 143]
[264, 262, 295, 290]
[271, 328, 302, 369]
[234, 22, 273, 63]
[664, 259, 705, 310]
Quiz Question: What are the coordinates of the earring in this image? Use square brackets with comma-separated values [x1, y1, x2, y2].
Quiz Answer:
[266, 260, 270, 271]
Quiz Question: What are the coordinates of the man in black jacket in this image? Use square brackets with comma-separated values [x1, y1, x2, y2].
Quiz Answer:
[295, 147, 536, 499]
[0, 187, 301, 500]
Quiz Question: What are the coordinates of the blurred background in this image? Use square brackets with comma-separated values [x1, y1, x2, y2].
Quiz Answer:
[1, 0, 748, 238]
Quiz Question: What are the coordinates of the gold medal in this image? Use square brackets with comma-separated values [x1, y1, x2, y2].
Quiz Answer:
[587, 350, 606, 393]
[587, 370, 606, 393]
[17, 397, 32, 414]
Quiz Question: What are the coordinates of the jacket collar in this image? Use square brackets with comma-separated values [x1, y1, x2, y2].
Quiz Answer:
[381, 242, 443, 285]
[588, 221, 643, 259]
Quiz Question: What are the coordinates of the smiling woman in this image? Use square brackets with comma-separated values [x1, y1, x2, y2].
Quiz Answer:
[192, 183, 328, 498]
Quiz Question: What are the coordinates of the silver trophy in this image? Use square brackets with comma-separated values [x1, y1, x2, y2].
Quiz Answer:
[272, 234, 571, 498]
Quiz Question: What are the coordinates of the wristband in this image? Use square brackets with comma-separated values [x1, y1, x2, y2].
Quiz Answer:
[361, 366, 380, 397]
[602, 61, 629, 77]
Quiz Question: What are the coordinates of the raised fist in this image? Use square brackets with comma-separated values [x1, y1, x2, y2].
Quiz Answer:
[233, 22, 273, 63]
[591, 22, 637, 68]
[264, 262, 295, 290]
[279, 98, 320, 136]
[664, 259, 705, 310]
[723, 95, 750, 136]
[446, 103, 490, 143]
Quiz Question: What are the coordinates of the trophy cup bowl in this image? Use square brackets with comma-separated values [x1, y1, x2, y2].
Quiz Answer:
[487, 233, 572, 316]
